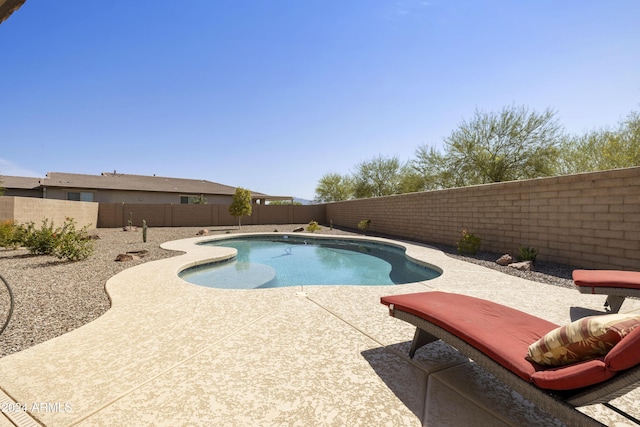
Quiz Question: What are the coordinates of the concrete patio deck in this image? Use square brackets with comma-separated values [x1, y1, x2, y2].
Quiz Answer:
[1, 233, 639, 426]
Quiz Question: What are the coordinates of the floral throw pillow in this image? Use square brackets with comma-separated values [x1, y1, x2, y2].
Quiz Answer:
[526, 314, 640, 367]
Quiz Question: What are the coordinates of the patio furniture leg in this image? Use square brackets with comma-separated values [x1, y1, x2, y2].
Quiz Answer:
[605, 295, 626, 313]
[409, 327, 438, 358]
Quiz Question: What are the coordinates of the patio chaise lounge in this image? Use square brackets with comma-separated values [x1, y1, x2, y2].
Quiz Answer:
[381, 291, 640, 427]
[573, 270, 640, 313]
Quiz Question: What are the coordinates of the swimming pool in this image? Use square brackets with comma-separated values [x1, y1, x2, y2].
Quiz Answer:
[179, 235, 441, 289]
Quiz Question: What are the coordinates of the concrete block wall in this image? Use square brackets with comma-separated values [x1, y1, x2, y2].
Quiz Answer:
[96, 203, 326, 228]
[0, 196, 98, 229]
[326, 167, 640, 271]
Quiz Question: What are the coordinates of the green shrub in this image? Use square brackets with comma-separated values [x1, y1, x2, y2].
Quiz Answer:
[456, 229, 481, 255]
[0, 220, 23, 249]
[21, 219, 58, 255]
[54, 218, 95, 261]
[20, 218, 95, 261]
[518, 246, 538, 263]
[357, 219, 371, 233]
[306, 221, 321, 233]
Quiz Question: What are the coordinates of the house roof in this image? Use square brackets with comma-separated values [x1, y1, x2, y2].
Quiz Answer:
[44, 172, 249, 196]
[0, 0, 27, 24]
[0, 175, 41, 189]
[1, 172, 288, 199]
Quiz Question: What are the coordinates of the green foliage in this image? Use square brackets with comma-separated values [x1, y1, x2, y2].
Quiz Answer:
[21, 219, 58, 255]
[415, 105, 562, 189]
[352, 155, 404, 198]
[314, 105, 638, 198]
[559, 110, 640, 174]
[456, 229, 481, 255]
[53, 218, 95, 261]
[314, 173, 353, 203]
[268, 200, 302, 205]
[228, 187, 252, 228]
[306, 221, 321, 233]
[19, 218, 95, 261]
[518, 246, 538, 263]
[357, 219, 371, 233]
[0, 220, 23, 249]
[192, 194, 208, 204]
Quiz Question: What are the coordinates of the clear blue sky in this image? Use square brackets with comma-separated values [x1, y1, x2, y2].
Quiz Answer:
[1, 1, 639, 200]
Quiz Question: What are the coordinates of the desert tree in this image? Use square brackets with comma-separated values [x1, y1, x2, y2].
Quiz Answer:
[314, 173, 353, 202]
[228, 187, 252, 228]
[414, 105, 563, 187]
[352, 155, 404, 198]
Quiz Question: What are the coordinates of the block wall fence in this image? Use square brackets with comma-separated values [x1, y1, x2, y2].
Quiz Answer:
[326, 167, 640, 271]
[1, 167, 638, 270]
[0, 197, 98, 229]
[96, 203, 326, 228]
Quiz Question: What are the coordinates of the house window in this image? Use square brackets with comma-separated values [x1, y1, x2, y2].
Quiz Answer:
[68, 192, 94, 202]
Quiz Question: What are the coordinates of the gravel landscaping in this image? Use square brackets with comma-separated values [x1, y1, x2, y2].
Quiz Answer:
[0, 224, 575, 358]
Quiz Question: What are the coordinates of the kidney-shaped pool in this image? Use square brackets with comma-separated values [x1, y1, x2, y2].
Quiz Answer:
[179, 235, 441, 289]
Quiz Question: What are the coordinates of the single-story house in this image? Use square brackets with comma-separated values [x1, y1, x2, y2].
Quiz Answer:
[0, 172, 292, 205]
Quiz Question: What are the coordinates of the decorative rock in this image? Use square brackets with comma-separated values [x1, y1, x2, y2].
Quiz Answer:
[496, 254, 513, 266]
[126, 250, 149, 257]
[293, 227, 305, 232]
[508, 261, 533, 271]
[123, 225, 137, 232]
[115, 253, 140, 262]
[196, 229, 209, 236]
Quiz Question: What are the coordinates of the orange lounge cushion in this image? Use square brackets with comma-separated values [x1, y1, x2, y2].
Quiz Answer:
[526, 314, 640, 367]
[573, 270, 640, 291]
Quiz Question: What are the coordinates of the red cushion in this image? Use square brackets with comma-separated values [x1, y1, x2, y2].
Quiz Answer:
[381, 291, 640, 391]
[573, 270, 640, 290]
[530, 358, 615, 390]
[380, 291, 558, 381]
[606, 326, 640, 371]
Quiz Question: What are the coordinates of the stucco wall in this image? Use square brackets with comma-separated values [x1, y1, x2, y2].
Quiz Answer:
[326, 167, 640, 271]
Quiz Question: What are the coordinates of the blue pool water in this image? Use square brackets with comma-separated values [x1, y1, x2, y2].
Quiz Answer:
[179, 236, 440, 289]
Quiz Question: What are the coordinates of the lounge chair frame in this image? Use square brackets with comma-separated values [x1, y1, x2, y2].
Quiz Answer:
[572, 270, 640, 313]
[575, 287, 640, 313]
[388, 305, 640, 427]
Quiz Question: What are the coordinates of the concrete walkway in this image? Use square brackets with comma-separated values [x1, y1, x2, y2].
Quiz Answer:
[1, 233, 639, 426]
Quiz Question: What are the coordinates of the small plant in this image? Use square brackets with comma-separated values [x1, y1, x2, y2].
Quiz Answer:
[357, 219, 371, 233]
[306, 221, 321, 233]
[456, 229, 481, 255]
[518, 246, 538, 263]
[20, 219, 58, 255]
[19, 217, 95, 261]
[0, 220, 23, 249]
[329, 220, 333, 230]
[54, 218, 95, 261]
[142, 220, 148, 243]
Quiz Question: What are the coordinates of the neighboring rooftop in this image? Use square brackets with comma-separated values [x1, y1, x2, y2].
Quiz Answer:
[0, 171, 291, 203]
